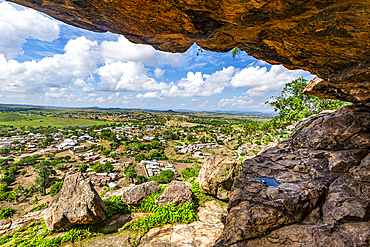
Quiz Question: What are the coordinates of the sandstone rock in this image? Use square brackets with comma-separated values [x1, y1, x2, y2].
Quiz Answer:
[198, 156, 242, 200]
[44, 173, 106, 231]
[121, 181, 159, 206]
[292, 105, 370, 150]
[82, 230, 141, 247]
[138, 200, 226, 247]
[216, 105, 370, 246]
[155, 180, 192, 207]
[8, 0, 370, 104]
[326, 149, 369, 172]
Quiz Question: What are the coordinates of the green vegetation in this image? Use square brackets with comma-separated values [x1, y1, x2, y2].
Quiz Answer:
[28, 202, 49, 213]
[50, 181, 63, 197]
[34, 160, 57, 195]
[149, 170, 175, 184]
[0, 208, 16, 220]
[0, 220, 92, 246]
[266, 77, 348, 127]
[180, 163, 202, 181]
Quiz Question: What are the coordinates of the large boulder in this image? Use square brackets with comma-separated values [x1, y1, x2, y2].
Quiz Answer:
[198, 156, 242, 200]
[44, 173, 106, 231]
[121, 181, 159, 206]
[155, 180, 192, 207]
[215, 105, 370, 246]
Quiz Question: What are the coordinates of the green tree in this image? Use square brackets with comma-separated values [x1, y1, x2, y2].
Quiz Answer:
[79, 164, 89, 172]
[102, 161, 114, 173]
[33, 161, 57, 196]
[125, 165, 137, 183]
[50, 181, 63, 197]
[266, 77, 348, 127]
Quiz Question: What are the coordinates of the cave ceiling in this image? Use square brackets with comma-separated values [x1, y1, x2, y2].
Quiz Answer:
[7, 0, 370, 103]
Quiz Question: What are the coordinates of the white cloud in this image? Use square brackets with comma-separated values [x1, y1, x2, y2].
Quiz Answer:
[218, 95, 254, 108]
[154, 68, 165, 78]
[199, 101, 208, 107]
[0, 2, 60, 58]
[229, 65, 304, 97]
[190, 99, 198, 102]
[0, 36, 98, 93]
[137, 66, 236, 99]
[98, 61, 170, 92]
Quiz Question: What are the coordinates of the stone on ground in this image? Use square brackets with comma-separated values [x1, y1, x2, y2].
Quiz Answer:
[155, 180, 192, 207]
[44, 173, 106, 231]
[198, 156, 242, 200]
[121, 181, 159, 206]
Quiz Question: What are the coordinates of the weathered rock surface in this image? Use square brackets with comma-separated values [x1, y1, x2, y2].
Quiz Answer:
[155, 180, 192, 207]
[121, 181, 159, 206]
[8, 0, 370, 103]
[44, 173, 106, 231]
[199, 156, 242, 200]
[216, 105, 370, 246]
[82, 230, 141, 247]
[0, 209, 46, 234]
[138, 200, 227, 247]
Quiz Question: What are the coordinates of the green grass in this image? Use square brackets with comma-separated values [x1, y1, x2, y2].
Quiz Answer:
[0, 113, 111, 128]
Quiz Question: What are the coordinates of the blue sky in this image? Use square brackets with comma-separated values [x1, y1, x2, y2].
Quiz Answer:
[0, 1, 314, 112]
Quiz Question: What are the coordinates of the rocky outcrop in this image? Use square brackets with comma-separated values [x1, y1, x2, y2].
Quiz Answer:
[121, 181, 159, 206]
[216, 105, 370, 246]
[138, 200, 227, 246]
[199, 156, 242, 200]
[0, 209, 46, 234]
[82, 230, 141, 247]
[155, 180, 193, 207]
[7, 0, 370, 104]
[44, 173, 106, 231]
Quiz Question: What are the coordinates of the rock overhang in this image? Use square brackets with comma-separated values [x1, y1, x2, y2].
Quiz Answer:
[6, 0, 370, 103]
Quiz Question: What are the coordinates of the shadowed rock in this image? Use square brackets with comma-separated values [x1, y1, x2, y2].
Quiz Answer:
[216, 105, 370, 246]
[44, 173, 106, 231]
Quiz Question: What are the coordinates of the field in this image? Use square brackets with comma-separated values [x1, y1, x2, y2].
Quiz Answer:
[0, 113, 111, 128]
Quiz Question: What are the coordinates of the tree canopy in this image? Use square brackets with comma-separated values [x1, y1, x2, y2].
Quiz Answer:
[266, 77, 348, 127]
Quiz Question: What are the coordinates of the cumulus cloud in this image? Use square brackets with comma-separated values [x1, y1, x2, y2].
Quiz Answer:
[98, 61, 170, 92]
[0, 36, 99, 93]
[137, 66, 236, 99]
[229, 65, 305, 97]
[0, 2, 60, 58]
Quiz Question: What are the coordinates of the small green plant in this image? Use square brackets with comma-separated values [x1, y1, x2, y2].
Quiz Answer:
[0, 208, 16, 220]
[104, 195, 133, 218]
[28, 202, 49, 213]
[50, 181, 63, 197]
[20, 170, 26, 176]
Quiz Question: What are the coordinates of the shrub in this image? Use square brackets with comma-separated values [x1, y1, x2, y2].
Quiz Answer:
[79, 164, 89, 172]
[92, 163, 103, 172]
[0, 208, 15, 220]
[149, 170, 174, 184]
[20, 170, 26, 176]
[50, 181, 63, 197]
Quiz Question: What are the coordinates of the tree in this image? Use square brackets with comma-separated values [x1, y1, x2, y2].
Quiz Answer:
[231, 47, 241, 59]
[266, 77, 348, 127]
[79, 164, 89, 172]
[33, 161, 57, 196]
[150, 170, 175, 184]
[125, 165, 137, 183]
[50, 181, 63, 197]
[102, 161, 114, 173]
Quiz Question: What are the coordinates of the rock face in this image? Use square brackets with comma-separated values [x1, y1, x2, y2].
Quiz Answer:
[155, 180, 193, 207]
[121, 181, 159, 206]
[0, 209, 46, 234]
[216, 104, 370, 246]
[44, 173, 106, 231]
[7, 0, 370, 104]
[138, 200, 227, 247]
[199, 156, 242, 200]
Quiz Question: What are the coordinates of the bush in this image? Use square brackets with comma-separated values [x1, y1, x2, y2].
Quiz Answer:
[149, 170, 174, 184]
[0, 208, 16, 220]
[50, 181, 63, 197]
[104, 195, 133, 218]
[92, 163, 103, 172]
[102, 161, 114, 173]
[20, 170, 26, 176]
[79, 164, 89, 172]
[180, 163, 202, 181]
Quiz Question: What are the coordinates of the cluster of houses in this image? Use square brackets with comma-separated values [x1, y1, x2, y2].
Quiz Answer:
[175, 143, 219, 154]
[141, 160, 179, 177]
[216, 135, 235, 142]
[0, 133, 55, 152]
